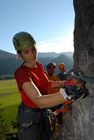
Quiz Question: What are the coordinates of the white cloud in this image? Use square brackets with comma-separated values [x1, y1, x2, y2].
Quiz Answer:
[37, 33, 74, 53]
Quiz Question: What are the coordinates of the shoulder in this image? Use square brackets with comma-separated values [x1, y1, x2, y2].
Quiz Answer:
[15, 65, 24, 76]
[15, 65, 30, 87]
[57, 72, 62, 77]
[15, 65, 29, 80]
[52, 75, 59, 81]
[57, 72, 60, 76]
[37, 62, 43, 68]
[36, 62, 45, 72]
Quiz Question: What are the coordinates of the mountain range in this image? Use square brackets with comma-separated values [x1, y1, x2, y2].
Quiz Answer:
[0, 49, 73, 75]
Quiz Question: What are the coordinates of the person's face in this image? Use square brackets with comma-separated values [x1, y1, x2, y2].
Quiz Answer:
[59, 67, 65, 73]
[48, 66, 55, 76]
[20, 46, 37, 62]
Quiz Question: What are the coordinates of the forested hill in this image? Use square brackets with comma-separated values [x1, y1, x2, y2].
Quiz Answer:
[0, 49, 73, 75]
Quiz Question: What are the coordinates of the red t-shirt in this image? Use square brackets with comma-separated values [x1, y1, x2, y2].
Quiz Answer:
[15, 62, 50, 108]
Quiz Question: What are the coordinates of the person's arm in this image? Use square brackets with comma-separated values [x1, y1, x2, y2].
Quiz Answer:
[22, 80, 67, 109]
[50, 80, 64, 88]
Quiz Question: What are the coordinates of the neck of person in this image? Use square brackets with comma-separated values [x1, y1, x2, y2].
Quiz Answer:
[23, 61, 37, 68]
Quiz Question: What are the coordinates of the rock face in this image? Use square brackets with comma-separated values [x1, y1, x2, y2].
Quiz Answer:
[61, 0, 94, 140]
[73, 0, 94, 77]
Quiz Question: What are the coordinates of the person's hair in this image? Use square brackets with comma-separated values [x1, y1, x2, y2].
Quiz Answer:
[46, 63, 56, 70]
[17, 50, 21, 54]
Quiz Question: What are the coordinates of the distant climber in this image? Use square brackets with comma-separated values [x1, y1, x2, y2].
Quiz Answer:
[57, 63, 67, 80]
[46, 62, 63, 137]
[46, 62, 59, 81]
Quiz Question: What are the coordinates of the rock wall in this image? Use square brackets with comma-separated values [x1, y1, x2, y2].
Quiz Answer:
[61, 0, 94, 140]
[73, 0, 94, 76]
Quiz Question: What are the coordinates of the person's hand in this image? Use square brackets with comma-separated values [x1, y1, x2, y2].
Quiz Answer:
[60, 85, 88, 102]
[65, 85, 88, 100]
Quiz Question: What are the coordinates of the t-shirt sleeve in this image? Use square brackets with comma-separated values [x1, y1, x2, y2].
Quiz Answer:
[15, 68, 30, 89]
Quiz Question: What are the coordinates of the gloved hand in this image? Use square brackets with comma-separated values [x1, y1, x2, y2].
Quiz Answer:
[60, 85, 88, 101]
[65, 85, 89, 100]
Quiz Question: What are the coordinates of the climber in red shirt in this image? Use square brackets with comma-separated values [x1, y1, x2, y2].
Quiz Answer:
[12, 31, 86, 140]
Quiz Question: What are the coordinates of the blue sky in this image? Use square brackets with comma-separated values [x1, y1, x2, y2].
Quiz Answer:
[0, 0, 74, 54]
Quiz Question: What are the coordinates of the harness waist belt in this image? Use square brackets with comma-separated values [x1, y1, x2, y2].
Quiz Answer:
[20, 103, 46, 112]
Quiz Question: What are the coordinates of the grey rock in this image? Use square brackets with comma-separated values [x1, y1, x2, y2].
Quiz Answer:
[60, 0, 94, 140]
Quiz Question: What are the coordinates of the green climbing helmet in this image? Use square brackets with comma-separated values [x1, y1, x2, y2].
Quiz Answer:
[12, 31, 36, 51]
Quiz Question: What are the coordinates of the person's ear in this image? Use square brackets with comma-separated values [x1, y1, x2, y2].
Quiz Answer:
[16, 53, 22, 59]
